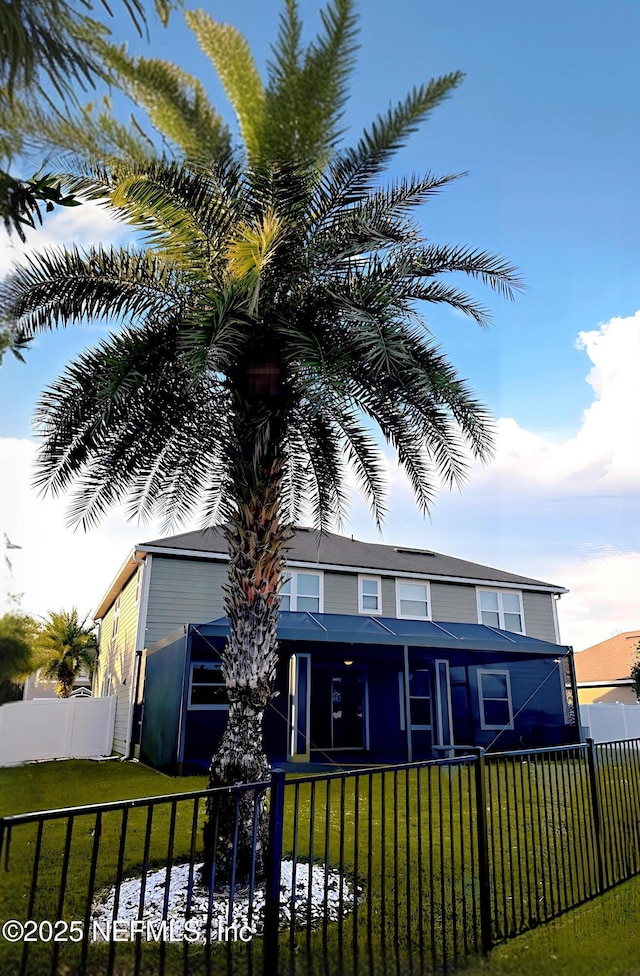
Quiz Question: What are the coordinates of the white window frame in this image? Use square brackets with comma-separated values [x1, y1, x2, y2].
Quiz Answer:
[408, 667, 432, 730]
[280, 571, 324, 613]
[477, 669, 514, 731]
[476, 588, 525, 635]
[110, 596, 121, 645]
[396, 579, 431, 620]
[188, 662, 229, 711]
[358, 575, 382, 615]
[101, 673, 114, 697]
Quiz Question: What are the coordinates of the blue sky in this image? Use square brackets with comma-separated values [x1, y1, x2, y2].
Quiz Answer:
[1, 0, 639, 652]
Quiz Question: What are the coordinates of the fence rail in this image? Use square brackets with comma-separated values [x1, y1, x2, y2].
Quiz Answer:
[1, 738, 640, 975]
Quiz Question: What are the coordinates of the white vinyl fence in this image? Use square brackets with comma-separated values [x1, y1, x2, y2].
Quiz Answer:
[580, 702, 640, 743]
[0, 695, 116, 766]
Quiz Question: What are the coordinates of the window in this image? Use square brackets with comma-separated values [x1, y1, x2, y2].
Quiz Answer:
[188, 663, 229, 710]
[101, 673, 113, 697]
[408, 668, 431, 728]
[280, 572, 323, 612]
[358, 576, 381, 614]
[477, 590, 524, 633]
[478, 670, 513, 730]
[396, 580, 430, 619]
[110, 597, 121, 644]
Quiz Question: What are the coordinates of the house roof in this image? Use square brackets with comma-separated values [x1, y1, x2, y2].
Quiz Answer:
[185, 612, 569, 656]
[140, 526, 565, 589]
[574, 630, 640, 684]
[94, 526, 566, 620]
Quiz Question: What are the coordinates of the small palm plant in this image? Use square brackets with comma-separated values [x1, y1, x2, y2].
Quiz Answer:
[34, 609, 96, 699]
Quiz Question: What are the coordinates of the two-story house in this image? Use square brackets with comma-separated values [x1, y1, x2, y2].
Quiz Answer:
[92, 527, 578, 771]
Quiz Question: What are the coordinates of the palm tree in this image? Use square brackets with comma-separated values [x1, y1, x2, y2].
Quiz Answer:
[33, 609, 96, 699]
[0, 0, 178, 241]
[0, 0, 522, 874]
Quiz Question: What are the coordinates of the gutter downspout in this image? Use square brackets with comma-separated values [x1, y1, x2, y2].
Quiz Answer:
[124, 553, 153, 760]
[551, 593, 562, 644]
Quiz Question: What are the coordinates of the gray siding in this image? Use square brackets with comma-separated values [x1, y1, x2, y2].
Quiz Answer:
[522, 591, 557, 643]
[95, 569, 141, 755]
[381, 577, 396, 617]
[431, 582, 477, 622]
[323, 572, 394, 616]
[145, 556, 228, 647]
[323, 572, 358, 614]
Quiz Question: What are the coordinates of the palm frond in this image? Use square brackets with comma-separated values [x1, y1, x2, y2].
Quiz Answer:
[0, 245, 185, 337]
[186, 10, 265, 162]
[410, 244, 525, 300]
[263, 0, 359, 164]
[15, 97, 154, 162]
[356, 73, 464, 172]
[98, 42, 231, 161]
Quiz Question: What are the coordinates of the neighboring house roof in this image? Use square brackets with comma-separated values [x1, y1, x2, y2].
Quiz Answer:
[574, 631, 640, 685]
[94, 526, 567, 619]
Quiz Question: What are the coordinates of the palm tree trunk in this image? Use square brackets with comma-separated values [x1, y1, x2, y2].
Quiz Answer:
[202, 400, 290, 883]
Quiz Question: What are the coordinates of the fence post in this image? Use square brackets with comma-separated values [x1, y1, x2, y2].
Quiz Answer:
[473, 748, 492, 954]
[586, 737, 605, 893]
[263, 767, 285, 965]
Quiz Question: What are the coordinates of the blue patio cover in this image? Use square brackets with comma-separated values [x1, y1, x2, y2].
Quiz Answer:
[190, 613, 568, 656]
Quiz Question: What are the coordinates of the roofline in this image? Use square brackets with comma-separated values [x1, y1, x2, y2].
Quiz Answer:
[93, 549, 146, 620]
[93, 540, 567, 619]
[138, 543, 567, 593]
[286, 559, 567, 593]
[576, 679, 634, 687]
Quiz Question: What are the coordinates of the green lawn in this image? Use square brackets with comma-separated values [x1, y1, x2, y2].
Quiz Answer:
[0, 758, 638, 976]
[0, 758, 208, 817]
[460, 876, 640, 976]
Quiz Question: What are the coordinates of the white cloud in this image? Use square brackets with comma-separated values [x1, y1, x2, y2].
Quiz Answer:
[350, 312, 640, 650]
[471, 312, 640, 497]
[554, 550, 640, 651]
[0, 200, 126, 278]
[0, 439, 165, 620]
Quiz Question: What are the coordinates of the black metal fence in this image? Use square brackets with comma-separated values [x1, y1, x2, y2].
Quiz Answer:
[1, 738, 640, 976]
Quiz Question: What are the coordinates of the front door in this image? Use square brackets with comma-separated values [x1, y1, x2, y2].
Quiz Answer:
[311, 666, 368, 752]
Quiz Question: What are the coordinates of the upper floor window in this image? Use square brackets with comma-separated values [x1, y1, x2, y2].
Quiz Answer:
[477, 589, 524, 634]
[477, 669, 513, 730]
[358, 576, 381, 614]
[396, 580, 430, 619]
[280, 572, 323, 613]
[188, 663, 228, 710]
[110, 597, 121, 644]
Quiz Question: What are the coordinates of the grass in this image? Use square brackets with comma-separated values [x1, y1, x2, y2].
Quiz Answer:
[0, 760, 210, 976]
[460, 875, 640, 976]
[0, 755, 638, 975]
[0, 758, 207, 817]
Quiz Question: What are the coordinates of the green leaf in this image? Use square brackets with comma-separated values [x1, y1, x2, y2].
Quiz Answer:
[185, 10, 265, 162]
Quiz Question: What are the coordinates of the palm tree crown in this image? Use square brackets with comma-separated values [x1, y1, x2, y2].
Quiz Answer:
[34, 609, 96, 699]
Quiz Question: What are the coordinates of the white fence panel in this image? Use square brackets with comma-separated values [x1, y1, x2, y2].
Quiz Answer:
[0, 696, 116, 766]
[580, 702, 640, 743]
